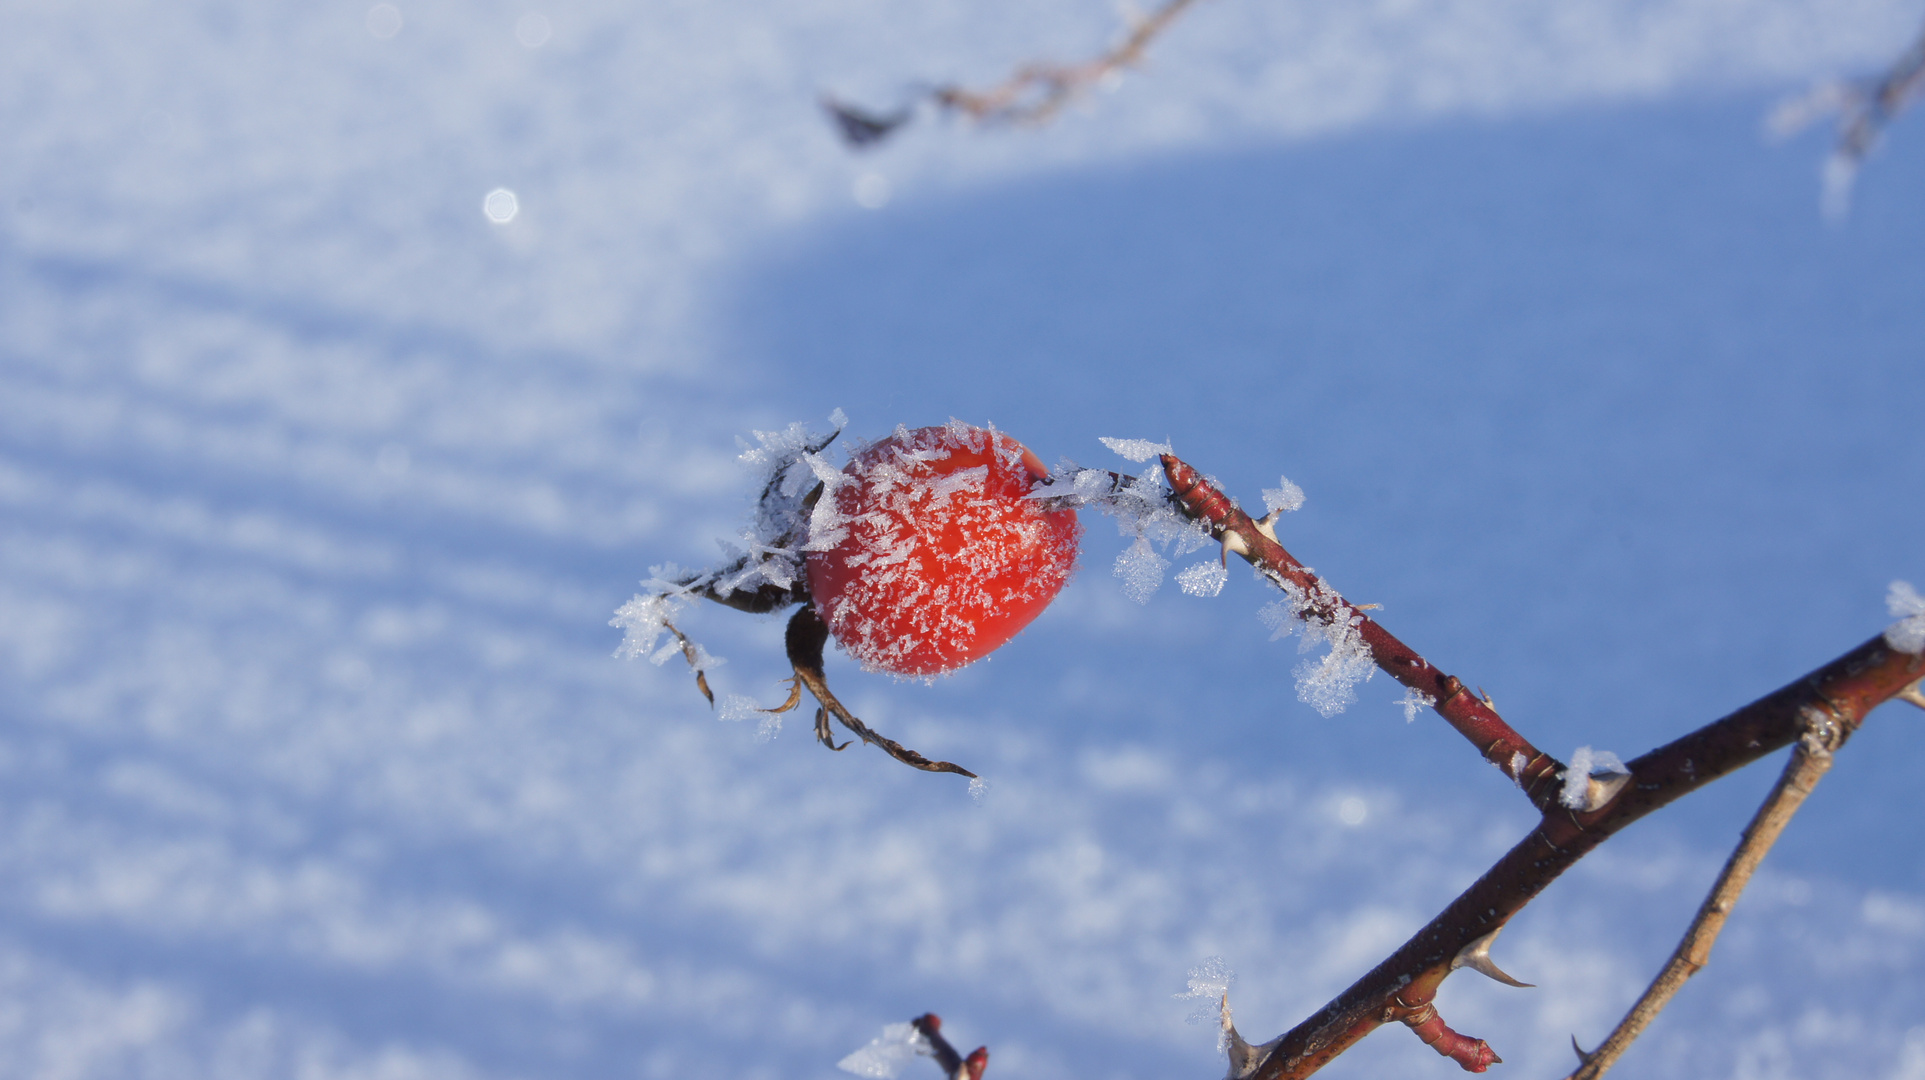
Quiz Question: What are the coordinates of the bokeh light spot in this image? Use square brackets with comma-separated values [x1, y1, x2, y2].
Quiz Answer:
[365, 3, 402, 38]
[483, 188, 519, 223]
[516, 13, 553, 48]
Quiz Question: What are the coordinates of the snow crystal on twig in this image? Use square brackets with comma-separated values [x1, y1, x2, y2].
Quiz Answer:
[1397, 686, 1436, 723]
[1176, 956, 1234, 1023]
[1098, 435, 1173, 463]
[1886, 580, 1925, 654]
[1176, 559, 1229, 597]
[1259, 580, 1375, 717]
[1115, 536, 1169, 603]
[1261, 475, 1305, 514]
[1558, 746, 1628, 810]
[1035, 442, 1209, 605]
[837, 1021, 931, 1079]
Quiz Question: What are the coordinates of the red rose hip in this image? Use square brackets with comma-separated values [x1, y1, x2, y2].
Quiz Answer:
[805, 421, 1080, 676]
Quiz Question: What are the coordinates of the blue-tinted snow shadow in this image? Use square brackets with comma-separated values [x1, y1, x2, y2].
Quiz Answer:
[720, 94, 1925, 887]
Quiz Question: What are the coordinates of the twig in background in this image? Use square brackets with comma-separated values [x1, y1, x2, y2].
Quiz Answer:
[1771, 14, 1925, 218]
[822, 0, 1205, 149]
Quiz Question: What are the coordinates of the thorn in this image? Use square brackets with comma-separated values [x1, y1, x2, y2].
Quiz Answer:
[1898, 677, 1925, 712]
[1449, 926, 1534, 988]
[1251, 509, 1282, 544]
[1579, 770, 1633, 813]
[1571, 1035, 1596, 1065]
[1476, 686, 1496, 711]
[1220, 530, 1250, 565]
[1355, 603, 1382, 611]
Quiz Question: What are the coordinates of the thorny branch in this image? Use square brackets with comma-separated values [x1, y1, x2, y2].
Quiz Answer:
[1153, 453, 1924, 1078]
[1773, 13, 1925, 217]
[1561, 710, 1844, 1080]
[823, 0, 1205, 148]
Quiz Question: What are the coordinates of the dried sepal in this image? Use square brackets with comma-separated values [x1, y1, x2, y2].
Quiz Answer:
[785, 605, 976, 777]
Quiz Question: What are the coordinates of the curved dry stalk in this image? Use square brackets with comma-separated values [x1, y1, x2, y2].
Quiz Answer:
[659, 619, 714, 705]
[1563, 711, 1843, 1080]
[782, 605, 977, 778]
[823, 0, 1206, 148]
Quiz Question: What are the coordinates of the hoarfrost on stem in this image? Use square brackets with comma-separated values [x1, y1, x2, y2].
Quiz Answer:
[1261, 475, 1305, 514]
[1886, 580, 1925, 654]
[1558, 746, 1629, 810]
[1097, 435, 1173, 463]
[1397, 686, 1436, 723]
[837, 1021, 932, 1079]
[1176, 559, 1229, 597]
[1175, 956, 1235, 1025]
[1260, 579, 1374, 717]
[1040, 438, 1209, 605]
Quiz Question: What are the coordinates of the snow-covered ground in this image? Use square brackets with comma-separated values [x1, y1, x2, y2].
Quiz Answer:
[3, 1, 1924, 1077]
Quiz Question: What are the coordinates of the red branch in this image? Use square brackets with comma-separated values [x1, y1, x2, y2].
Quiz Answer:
[1161, 454, 1567, 809]
[1156, 453, 1924, 1078]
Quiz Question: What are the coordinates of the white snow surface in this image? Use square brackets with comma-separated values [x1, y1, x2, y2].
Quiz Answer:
[3, 1, 1925, 1079]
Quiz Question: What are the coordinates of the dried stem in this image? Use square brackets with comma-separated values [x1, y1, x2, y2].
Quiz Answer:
[1772, 14, 1925, 216]
[1152, 453, 1924, 1079]
[824, 0, 1205, 148]
[781, 605, 978, 777]
[1563, 717, 1840, 1080]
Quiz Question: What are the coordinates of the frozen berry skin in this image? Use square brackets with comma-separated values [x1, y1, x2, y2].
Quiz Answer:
[805, 421, 1080, 676]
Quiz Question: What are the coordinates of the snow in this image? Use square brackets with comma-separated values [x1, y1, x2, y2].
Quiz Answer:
[838, 1021, 932, 1079]
[1397, 686, 1437, 723]
[1261, 476, 1306, 515]
[1886, 580, 1925, 654]
[1560, 747, 1631, 810]
[1177, 559, 1230, 597]
[1259, 580, 1377, 716]
[1098, 436, 1174, 463]
[1116, 536, 1171, 603]
[1175, 956, 1235, 1028]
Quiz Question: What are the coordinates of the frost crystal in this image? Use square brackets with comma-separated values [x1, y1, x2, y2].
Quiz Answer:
[611, 412, 852, 694]
[1098, 435, 1173, 463]
[1261, 475, 1305, 514]
[1176, 559, 1229, 597]
[837, 1021, 931, 1079]
[1558, 746, 1628, 810]
[1886, 580, 1925, 654]
[1176, 957, 1236, 1048]
[1037, 443, 1209, 606]
[1397, 686, 1436, 723]
[717, 695, 761, 722]
[1509, 751, 1527, 788]
[1260, 579, 1374, 716]
[1115, 536, 1170, 603]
